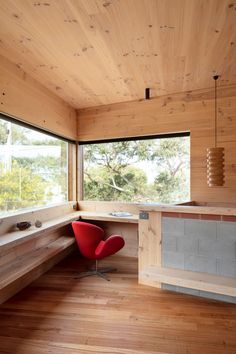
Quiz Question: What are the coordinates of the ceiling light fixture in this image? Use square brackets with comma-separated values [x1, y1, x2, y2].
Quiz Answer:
[206, 75, 225, 187]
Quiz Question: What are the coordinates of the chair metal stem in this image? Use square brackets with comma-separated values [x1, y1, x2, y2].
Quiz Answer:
[75, 259, 117, 281]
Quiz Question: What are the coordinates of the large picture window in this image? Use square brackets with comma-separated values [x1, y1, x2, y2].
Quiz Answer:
[0, 117, 68, 216]
[83, 134, 190, 204]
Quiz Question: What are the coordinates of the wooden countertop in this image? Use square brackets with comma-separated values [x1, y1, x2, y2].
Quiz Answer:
[77, 211, 139, 223]
[139, 203, 236, 216]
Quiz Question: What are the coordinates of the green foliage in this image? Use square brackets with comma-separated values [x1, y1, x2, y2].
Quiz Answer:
[84, 137, 190, 203]
[0, 161, 47, 213]
[12, 140, 68, 200]
[154, 171, 188, 203]
[0, 120, 32, 145]
[84, 140, 151, 169]
[152, 138, 190, 203]
[0, 118, 68, 214]
[11, 126, 30, 145]
[0, 120, 8, 144]
[84, 140, 152, 202]
[84, 165, 148, 202]
[151, 138, 189, 161]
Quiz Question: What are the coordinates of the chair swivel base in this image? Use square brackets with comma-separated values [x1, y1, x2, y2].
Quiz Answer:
[76, 266, 117, 281]
[75, 259, 117, 281]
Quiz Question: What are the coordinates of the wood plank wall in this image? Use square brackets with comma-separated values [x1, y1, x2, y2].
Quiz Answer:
[77, 85, 236, 204]
[0, 54, 77, 140]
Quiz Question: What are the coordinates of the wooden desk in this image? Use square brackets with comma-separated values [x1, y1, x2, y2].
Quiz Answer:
[77, 211, 139, 259]
[77, 211, 139, 224]
[0, 209, 139, 304]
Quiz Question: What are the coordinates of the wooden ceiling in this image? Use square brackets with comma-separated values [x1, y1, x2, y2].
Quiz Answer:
[0, 0, 236, 109]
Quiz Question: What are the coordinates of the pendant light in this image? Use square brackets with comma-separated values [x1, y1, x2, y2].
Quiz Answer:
[206, 75, 225, 187]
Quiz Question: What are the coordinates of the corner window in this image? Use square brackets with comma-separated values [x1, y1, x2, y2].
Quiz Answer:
[82, 134, 190, 204]
[0, 117, 68, 216]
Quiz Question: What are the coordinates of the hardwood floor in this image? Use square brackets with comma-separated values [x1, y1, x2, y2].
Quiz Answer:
[0, 254, 235, 354]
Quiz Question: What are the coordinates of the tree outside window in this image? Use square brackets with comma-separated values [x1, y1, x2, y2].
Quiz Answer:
[0, 118, 68, 216]
[83, 136, 190, 203]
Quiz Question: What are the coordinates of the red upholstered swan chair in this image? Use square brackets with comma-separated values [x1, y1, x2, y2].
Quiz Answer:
[72, 221, 125, 281]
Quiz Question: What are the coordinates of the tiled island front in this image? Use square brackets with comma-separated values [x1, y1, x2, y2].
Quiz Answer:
[138, 204, 236, 303]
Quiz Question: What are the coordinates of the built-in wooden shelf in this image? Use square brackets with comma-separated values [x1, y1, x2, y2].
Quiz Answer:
[0, 236, 75, 290]
[141, 266, 236, 297]
[0, 211, 82, 251]
[78, 211, 138, 224]
[0, 211, 138, 252]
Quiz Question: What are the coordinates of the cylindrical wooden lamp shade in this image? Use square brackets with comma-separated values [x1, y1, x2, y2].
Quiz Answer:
[207, 147, 225, 187]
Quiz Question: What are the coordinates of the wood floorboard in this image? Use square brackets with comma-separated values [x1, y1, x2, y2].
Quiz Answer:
[0, 253, 235, 354]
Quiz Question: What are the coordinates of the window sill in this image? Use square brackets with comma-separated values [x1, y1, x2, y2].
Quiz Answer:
[0, 210, 81, 251]
[0, 201, 77, 234]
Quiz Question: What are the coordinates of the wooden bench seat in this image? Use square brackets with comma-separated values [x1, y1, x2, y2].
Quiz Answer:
[0, 210, 82, 304]
[0, 236, 75, 291]
[0, 232, 76, 304]
[140, 265, 236, 297]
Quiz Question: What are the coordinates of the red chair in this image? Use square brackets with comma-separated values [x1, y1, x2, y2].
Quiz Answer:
[72, 221, 125, 281]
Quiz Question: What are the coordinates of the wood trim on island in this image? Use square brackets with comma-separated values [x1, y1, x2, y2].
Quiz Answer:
[141, 266, 236, 297]
[139, 212, 162, 288]
[139, 203, 236, 217]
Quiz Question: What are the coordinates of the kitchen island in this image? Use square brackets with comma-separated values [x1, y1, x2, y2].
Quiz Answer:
[138, 201, 236, 302]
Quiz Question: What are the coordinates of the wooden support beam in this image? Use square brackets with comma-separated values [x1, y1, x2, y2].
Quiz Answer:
[138, 211, 162, 287]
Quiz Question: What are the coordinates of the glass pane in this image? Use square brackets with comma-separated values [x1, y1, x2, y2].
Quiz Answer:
[83, 136, 190, 203]
[0, 118, 68, 216]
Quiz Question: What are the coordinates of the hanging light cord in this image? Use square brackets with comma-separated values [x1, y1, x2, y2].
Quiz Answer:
[214, 75, 219, 148]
